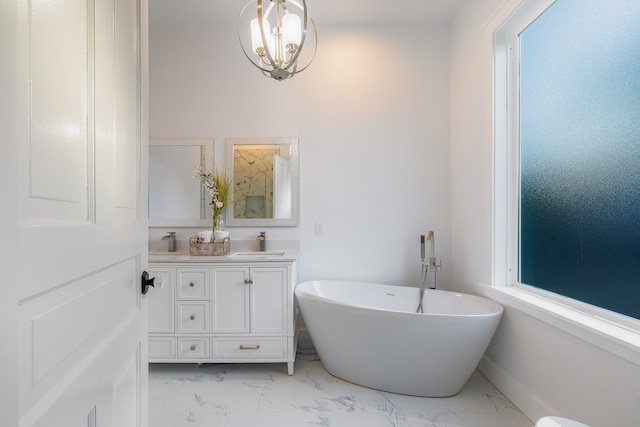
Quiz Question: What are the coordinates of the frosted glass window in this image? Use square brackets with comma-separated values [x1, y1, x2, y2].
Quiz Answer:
[519, 0, 640, 319]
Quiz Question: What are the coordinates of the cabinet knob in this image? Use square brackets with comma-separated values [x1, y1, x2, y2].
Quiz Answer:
[244, 279, 253, 284]
[190, 314, 197, 320]
[190, 345, 196, 351]
[189, 282, 196, 287]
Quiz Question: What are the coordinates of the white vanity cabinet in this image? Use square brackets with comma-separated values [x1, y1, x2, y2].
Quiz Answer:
[147, 267, 176, 358]
[148, 251, 298, 374]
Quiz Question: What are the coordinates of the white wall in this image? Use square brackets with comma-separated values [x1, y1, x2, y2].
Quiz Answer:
[150, 21, 452, 288]
[451, 1, 640, 426]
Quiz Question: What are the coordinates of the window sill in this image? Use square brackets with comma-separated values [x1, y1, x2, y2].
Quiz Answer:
[482, 284, 640, 367]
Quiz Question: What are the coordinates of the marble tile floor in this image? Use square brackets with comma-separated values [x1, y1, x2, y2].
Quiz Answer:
[149, 356, 534, 427]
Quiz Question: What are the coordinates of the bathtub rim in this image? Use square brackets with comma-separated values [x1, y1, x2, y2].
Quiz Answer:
[295, 279, 504, 318]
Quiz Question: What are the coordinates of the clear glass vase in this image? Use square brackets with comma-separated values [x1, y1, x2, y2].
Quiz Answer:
[212, 210, 224, 232]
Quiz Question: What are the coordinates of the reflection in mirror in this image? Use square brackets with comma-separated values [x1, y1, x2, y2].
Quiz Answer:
[226, 137, 299, 227]
[149, 138, 213, 227]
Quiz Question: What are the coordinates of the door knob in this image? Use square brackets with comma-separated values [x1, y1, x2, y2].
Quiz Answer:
[141, 271, 155, 295]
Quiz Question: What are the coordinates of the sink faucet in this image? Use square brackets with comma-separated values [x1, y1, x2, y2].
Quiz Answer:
[257, 231, 266, 252]
[162, 232, 177, 252]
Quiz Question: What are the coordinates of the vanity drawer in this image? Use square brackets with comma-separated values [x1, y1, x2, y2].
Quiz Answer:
[177, 268, 209, 300]
[212, 337, 288, 359]
[177, 302, 210, 333]
[178, 338, 210, 359]
[149, 337, 176, 359]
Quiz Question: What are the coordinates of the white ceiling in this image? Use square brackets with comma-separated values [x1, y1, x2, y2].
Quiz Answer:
[150, 0, 467, 26]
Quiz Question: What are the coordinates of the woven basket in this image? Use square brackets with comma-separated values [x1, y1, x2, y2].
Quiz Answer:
[189, 237, 230, 256]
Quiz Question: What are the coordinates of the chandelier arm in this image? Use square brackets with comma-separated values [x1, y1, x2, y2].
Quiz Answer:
[237, 0, 274, 73]
[257, 0, 279, 70]
[281, 0, 316, 74]
[238, 45, 276, 74]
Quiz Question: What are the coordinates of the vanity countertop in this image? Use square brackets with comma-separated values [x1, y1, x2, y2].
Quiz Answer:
[149, 249, 299, 263]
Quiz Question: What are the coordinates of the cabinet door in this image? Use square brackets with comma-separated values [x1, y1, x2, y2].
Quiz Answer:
[148, 268, 175, 333]
[251, 267, 288, 333]
[211, 267, 250, 333]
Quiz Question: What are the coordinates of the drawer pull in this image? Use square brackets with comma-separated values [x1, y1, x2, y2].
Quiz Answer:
[190, 345, 197, 351]
[239, 345, 260, 350]
[244, 279, 253, 284]
[190, 314, 197, 320]
[189, 282, 196, 287]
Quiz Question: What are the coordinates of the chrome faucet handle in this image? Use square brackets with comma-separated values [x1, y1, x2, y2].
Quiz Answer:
[421, 262, 442, 271]
[428, 258, 442, 272]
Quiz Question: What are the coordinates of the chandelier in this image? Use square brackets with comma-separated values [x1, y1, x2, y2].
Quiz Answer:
[238, 0, 317, 81]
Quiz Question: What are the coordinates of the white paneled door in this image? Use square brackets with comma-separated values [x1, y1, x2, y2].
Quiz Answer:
[11, 0, 149, 426]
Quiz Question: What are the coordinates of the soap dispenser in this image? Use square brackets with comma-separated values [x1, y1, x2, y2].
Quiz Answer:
[258, 231, 266, 252]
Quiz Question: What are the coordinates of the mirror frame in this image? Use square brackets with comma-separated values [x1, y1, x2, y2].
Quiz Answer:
[149, 138, 214, 227]
[225, 137, 299, 227]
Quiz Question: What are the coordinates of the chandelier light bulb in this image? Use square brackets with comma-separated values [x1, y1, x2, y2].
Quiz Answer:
[282, 13, 302, 49]
[250, 18, 270, 54]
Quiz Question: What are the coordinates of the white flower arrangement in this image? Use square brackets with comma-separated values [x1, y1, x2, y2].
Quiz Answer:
[193, 165, 231, 233]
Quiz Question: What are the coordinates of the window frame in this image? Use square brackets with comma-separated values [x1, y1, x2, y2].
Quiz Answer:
[483, 0, 640, 366]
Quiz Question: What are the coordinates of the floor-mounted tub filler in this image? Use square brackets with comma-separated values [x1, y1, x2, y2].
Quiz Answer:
[295, 280, 503, 397]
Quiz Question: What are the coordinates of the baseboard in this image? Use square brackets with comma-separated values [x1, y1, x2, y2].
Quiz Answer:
[477, 355, 555, 424]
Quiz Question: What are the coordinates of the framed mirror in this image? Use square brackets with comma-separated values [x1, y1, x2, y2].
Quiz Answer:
[149, 138, 214, 227]
[226, 137, 299, 227]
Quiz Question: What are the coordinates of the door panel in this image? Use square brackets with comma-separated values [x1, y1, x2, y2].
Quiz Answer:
[27, 343, 143, 427]
[28, 0, 88, 216]
[113, 0, 139, 215]
[113, 352, 139, 427]
[19, 259, 137, 387]
[16, 0, 149, 426]
[273, 154, 292, 219]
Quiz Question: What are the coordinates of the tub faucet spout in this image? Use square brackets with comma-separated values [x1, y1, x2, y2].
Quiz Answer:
[417, 230, 442, 313]
[425, 231, 442, 288]
[426, 230, 436, 264]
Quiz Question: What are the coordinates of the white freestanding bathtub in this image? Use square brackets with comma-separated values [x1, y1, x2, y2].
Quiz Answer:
[295, 280, 503, 397]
